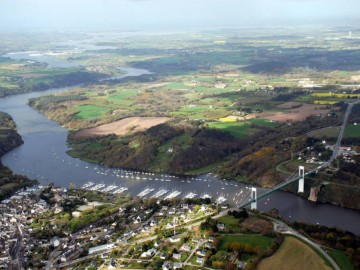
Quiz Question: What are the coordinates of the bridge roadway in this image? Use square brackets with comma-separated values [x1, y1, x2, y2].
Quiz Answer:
[239, 99, 360, 209]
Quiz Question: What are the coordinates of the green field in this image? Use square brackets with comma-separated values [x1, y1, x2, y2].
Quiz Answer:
[165, 82, 192, 90]
[218, 235, 273, 251]
[208, 121, 256, 138]
[326, 248, 353, 270]
[217, 215, 240, 226]
[171, 105, 209, 119]
[307, 127, 339, 138]
[344, 125, 360, 138]
[74, 105, 110, 119]
[208, 118, 278, 138]
[109, 90, 138, 100]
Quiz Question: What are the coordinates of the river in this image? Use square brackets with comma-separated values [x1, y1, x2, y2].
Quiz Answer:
[1, 50, 360, 235]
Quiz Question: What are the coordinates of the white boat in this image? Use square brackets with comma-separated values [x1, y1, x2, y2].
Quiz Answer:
[137, 187, 155, 197]
[82, 181, 94, 189]
[90, 183, 105, 191]
[164, 190, 181, 200]
[215, 195, 227, 204]
[102, 185, 118, 192]
[185, 192, 197, 199]
[112, 187, 128, 194]
[151, 188, 168, 198]
[201, 193, 212, 199]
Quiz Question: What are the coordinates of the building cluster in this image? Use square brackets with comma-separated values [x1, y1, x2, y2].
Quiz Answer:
[0, 182, 223, 269]
[0, 186, 48, 269]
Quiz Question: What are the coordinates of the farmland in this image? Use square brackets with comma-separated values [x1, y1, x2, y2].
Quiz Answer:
[2, 28, 360, 210]
[257, 236, 332, 270]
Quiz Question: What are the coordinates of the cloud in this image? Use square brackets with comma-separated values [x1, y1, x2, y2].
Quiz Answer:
[1, 0, 359, 31]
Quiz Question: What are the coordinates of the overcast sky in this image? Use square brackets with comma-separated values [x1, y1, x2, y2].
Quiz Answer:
[1, 0, 359, 31]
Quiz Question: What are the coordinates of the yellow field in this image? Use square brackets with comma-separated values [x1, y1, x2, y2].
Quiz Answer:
[313, 100, 338, 105]
[256, 236, 332, 270]
[219, 116, 238, 122]
[311, 93, 360, 98]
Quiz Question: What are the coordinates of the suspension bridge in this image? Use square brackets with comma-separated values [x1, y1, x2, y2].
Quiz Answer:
[235, 165, 308, 210]
[236, 99, 360, 210]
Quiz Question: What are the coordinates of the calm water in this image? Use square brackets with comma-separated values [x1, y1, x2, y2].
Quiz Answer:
[1, 50, 360, 235]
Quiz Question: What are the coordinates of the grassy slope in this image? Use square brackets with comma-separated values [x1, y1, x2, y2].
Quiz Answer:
[344, 125, 360, 138]
[326, 248, 354, 270]
[208, 118, 278, 139]
[218, 235, 272, 251]
[257, 236, 332, 270]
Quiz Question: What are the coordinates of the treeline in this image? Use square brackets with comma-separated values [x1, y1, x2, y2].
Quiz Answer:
[68, 122, 246, 174]
[0, 70, 108, 98]
[169, 128, 244, 172]
[0, 165, 36, 201]
[0, 112, 23, 156]
[0, 112, 37, 201]
[292, 221, 360, 269]
[29, 94, 88, 109]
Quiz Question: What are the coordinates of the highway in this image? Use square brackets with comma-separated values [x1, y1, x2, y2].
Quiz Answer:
[330, 100, 360, 161]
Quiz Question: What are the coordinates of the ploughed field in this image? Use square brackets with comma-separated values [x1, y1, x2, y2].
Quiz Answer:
[75, 116, 170, 137]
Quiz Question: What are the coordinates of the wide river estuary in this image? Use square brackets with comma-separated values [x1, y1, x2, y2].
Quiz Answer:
[1, 51, 359, 235]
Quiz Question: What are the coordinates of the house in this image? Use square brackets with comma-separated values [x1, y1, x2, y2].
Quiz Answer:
[208, 236, 215, 243]
[160, 253, 167, 260]
[170, 235, 181, 243]
[162, 262, 172, 270]
[150, 220, 157, 227]
[173, 253, 181, 260]
[196, 257, 205, 264]
[237, 261, 247, 269]
[180, 245, 191, 252]
[217, 223, 225, 230]
[141, 248, 157, 258]
[108, 259, 116, 268]
[72, 211, 81, 218]
[204, 242, 212, 249]
[196, 249, 206, 257]
[133, 216, 142, 224]
[51, 236, 61, 248]
[166, 222, 174, 229]
[154, 240, 163, 247]
[192, 238, 201, 244]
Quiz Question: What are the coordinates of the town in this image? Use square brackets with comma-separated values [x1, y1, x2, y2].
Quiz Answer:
[2, 181, 355, 270]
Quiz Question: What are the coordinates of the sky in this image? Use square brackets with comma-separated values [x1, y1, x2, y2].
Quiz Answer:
[0, 0, 359, 32]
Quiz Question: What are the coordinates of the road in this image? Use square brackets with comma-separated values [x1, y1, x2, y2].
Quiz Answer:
[8, 222, 25, 270]
[269, 216, 340, 270]
[330, 100, 360, 161]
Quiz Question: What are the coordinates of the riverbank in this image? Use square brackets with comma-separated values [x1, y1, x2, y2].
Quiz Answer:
[1, 68, 360, 235]
[0, 112, 37, 200]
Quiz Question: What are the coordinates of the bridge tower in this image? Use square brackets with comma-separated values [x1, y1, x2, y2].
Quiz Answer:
[250, 187, 257, 210]
[298, 166, 305, 193]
